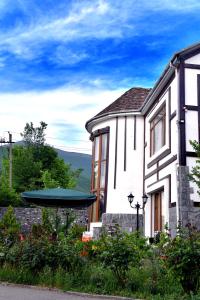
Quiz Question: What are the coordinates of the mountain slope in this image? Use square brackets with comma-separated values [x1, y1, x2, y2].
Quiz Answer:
[56, 149, 91, 192]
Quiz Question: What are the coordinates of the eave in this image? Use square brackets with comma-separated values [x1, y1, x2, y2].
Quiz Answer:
[86, 109, 141, 133]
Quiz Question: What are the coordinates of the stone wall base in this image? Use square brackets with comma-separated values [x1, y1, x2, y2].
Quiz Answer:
[177, 166, 200, 230]
[102, 213, 143, 233]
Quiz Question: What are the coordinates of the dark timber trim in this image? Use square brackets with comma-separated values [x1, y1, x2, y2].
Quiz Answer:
[134, 115, 136, 150]
[194, 202, 200, 207]
[147, 174, 176, 208]
[145, 72, 175, 118]
[186, 151, 197, 157]
[147, 87, 172, 169]
[197, 75, 200, 144]
[168, 87, 172, 150]
[124, 116, 127, 171]
[143, 116, 146, 194]
[181, 48, 200, 60]
[184, 63, 200, 70]
[114, 117, 118, 189]
[170, 111, 177, 120]
[147, 149, 171, 168]
[145, 155, 177, 180]
[184, 105, 198, 111]
[156, 162, 159, 181]
[90, 126, 110, 141]
[148, 186, 164, 195]
[104, 131, 110, 213]
[178, 60, 186, 166]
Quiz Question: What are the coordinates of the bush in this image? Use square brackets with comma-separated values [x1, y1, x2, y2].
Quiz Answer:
[96, 226, 149, 287]
[0, 206, 20, 246]
[164, 225, 200, 294]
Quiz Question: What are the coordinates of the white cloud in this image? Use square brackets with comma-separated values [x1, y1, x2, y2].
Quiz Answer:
[0, 1, 123, 60]
[52, 46, 89, 65]
[0, 86, 125, 153]
[0, 0, 198, 61]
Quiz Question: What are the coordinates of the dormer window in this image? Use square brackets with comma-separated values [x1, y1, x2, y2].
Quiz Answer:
[150, 104, 166, 156]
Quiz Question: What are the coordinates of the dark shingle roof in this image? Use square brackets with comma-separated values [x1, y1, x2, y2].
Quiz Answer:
[95, 87, 151, 118]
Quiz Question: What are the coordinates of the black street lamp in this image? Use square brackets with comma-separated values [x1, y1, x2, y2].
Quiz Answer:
[128, 193, 148, 232]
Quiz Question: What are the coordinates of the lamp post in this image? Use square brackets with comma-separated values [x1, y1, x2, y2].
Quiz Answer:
[128, 193, 148, 232]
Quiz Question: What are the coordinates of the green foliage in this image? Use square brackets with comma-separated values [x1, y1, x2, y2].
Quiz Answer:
[68, 223, 86, 240]
[1, 222, 200, 298]
[21, 121, 47, 146]
[96, 225, 149, 286]
[164, 225, 200, 294]
[0, 122, 82, 202]
[10, 144, 81, 193]
[0, 206, 20, 245]
[189, 140, 200, 194]
[12, 146, 42, 192]
[41, 170, 60, 189]
[41, 208, 53, 234]
[0, 157, 22, 206]
[42, 208, 76, 235]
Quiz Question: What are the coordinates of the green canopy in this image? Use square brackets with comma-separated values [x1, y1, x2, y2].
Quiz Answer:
[21, 188, 96, 208]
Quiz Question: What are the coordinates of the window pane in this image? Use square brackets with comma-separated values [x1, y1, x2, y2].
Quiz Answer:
[101, 134, 107, 160]
[154, 119, 163, 153]
[100, 161, 106, 188]
[91, 194, 98, 222]
[95, 136, 99, 161]
[99, 191, 105, 220]
[150, 105, 166, 155]
[93, 162, 98, 189]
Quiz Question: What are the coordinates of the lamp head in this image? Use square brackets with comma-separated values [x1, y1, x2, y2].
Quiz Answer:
[128, 192, 134, 204]
[142, 193, 148, 207]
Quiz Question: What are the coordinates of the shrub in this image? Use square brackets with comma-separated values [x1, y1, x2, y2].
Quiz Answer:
[0, 206, 20, 246]
[56, 236, 86, 274]
[97, 226, 149, 287]
[164, 224, 200, 294]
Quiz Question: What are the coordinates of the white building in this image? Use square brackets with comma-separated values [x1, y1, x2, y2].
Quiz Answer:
[85, 42, 200, 237]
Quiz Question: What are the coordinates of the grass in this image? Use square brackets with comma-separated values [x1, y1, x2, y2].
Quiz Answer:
[0, 264, 196, 300]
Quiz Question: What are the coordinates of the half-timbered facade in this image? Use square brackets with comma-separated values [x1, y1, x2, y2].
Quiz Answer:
[86, 43, 200, 237]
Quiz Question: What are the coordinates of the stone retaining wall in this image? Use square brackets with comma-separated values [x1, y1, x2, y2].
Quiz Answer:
[0, 207, 88, 232]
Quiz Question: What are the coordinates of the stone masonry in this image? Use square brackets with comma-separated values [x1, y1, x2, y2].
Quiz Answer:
[177, 166, 200, 230]
[0, 207, 88, 232]
[102, 213, 143, 233]
[91, 213, 143, 240]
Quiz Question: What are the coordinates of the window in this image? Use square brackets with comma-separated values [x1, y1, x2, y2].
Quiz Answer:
[150, 105, 166, 156]
[91, 128, 109, 222]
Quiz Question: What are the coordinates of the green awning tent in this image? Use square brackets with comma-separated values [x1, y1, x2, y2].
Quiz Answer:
[21, 188, 96, 208]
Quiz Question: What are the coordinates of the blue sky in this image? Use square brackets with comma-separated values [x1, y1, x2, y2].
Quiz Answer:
[0, 0, 200, 153]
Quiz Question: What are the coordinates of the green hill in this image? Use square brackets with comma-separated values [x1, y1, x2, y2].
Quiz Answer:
[55, 149, 91, 192]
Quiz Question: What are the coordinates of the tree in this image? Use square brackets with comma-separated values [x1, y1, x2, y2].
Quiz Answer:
[0, 156, 21, 206]
[189, 140, 200, 194]
[0, 122, 82, 204]
[20, 121, 47, 146]
[12, 146, 42, 192]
